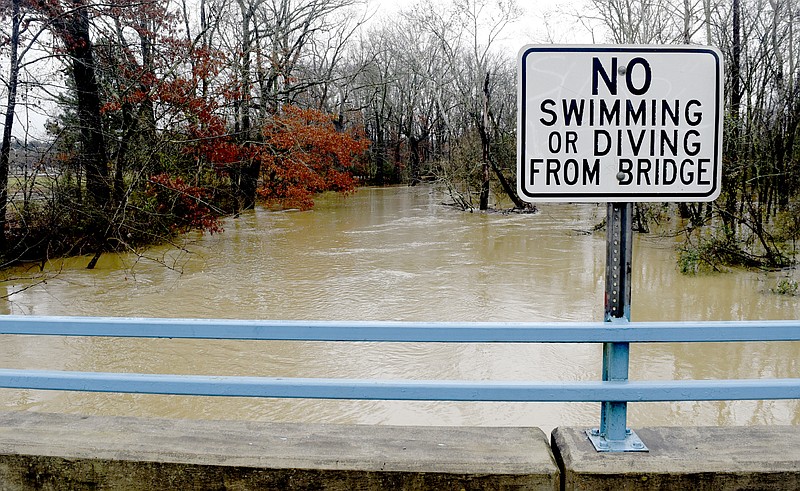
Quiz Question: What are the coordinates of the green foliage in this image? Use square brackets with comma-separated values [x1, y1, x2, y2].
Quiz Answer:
[676, 234, 735, 275]
[678, 229, 756, 275]
[677, 210, 799, 276]
[772, 277, 799, 296]
[678, 247, 702, 275]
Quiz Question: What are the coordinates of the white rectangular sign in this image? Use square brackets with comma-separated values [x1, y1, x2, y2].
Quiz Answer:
[517, 45, 723, 202]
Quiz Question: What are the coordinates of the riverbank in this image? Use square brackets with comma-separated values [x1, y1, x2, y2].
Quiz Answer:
[1, 411, 798, 490]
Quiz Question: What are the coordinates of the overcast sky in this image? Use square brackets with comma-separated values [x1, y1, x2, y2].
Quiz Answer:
[368, 0, 597, 48]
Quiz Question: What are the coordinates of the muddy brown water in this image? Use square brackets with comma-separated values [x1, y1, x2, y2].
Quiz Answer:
[2, 185, 799, 432]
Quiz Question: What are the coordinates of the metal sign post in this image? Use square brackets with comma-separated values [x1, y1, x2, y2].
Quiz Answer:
[585, 203, 647, 452]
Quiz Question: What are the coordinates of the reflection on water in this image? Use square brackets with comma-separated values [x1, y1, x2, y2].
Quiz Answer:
[1, 185, 799, 432]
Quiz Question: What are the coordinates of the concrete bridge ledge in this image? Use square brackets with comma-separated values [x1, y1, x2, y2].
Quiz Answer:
[2, 411, 799, 490]
[0, 411, 559, 490]
[552, 425, 800, 491]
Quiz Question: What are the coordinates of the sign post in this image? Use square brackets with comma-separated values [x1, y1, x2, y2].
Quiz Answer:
[592, 202, 647, 452]
[517, 45, 723, 452]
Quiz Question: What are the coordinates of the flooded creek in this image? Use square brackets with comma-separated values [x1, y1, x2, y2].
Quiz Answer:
[2, 185, 799, 432]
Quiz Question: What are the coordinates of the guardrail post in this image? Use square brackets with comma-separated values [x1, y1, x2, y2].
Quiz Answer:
[587, 203, 648, 452]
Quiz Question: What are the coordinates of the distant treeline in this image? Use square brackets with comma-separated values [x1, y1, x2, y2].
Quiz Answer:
[0, 0, 797, 271]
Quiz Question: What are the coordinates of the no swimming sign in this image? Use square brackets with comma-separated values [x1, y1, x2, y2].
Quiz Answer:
[517, 45, 723, 203]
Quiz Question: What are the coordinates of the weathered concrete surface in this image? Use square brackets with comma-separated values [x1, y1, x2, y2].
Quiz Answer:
[552, 426, 800, 491]
[0, 411, 558, 490]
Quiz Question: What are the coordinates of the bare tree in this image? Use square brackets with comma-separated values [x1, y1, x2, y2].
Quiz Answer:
[0, 0, 21, 254]
[404, 0, 522, 210]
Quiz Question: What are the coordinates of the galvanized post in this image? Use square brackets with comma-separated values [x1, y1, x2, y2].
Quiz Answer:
[586, 203, 648, 452]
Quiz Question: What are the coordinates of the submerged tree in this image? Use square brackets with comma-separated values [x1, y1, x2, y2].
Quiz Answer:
[257, 104, 368, 209]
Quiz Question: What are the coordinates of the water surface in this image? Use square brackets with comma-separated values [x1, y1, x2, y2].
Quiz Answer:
[2, 186, 798, 432]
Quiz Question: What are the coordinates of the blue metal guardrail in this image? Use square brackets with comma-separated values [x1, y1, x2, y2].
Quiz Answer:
[0, 315, 799, 451]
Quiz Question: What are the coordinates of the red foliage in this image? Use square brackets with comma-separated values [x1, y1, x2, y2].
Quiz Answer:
[146, 173, 222, 235]
[256, 105, 369, 209]
[33, 1, 368, 214]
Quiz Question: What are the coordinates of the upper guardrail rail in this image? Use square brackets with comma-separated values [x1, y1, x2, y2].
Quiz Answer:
[1, 315, 799, 343]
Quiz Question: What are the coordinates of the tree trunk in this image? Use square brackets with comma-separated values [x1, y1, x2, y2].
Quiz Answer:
[409, 136, 421, 186]
[703, 0, 713, 43]
[239, 160, 260, 210]
[0, 0, 21, 254]
[60, 1, 111, 268]
[489, 159, 529, 210]
[479, 72, 491, 211]
[68, 3, 110, 208]
[374, 116, 386, 185]
[235, 0, 258, 211]
[722, 0, 742, 240]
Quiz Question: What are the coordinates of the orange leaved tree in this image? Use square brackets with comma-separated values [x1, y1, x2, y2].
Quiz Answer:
[257, 105, 369, 210]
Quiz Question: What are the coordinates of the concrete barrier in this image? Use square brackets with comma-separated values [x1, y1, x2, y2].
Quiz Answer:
[552, 426, 800, 490]
[1, 412, 799, 490]
[0, 411, 559, 490]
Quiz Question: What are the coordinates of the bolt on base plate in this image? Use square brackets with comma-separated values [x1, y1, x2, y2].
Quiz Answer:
[586, 428, 649, 452]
